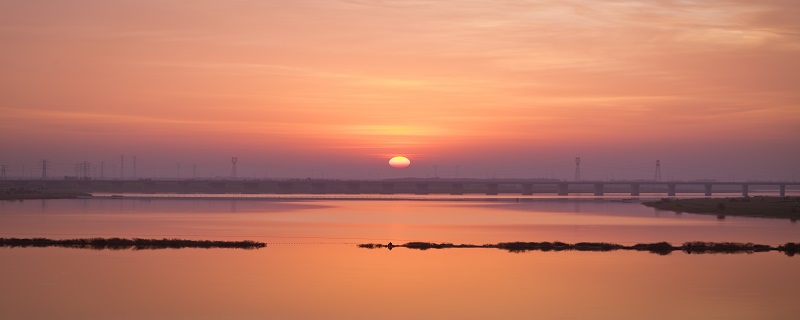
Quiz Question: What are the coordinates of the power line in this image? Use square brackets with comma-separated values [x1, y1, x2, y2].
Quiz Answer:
[75, 161, 91, 180]
[574, 157, 581, 181]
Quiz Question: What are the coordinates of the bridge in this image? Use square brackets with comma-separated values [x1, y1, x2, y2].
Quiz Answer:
[3, 179, 798, 197]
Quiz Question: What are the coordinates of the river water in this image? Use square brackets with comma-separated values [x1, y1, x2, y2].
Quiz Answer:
[1, 196, 798, 319]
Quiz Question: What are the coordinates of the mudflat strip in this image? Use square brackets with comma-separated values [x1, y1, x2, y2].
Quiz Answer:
[642, 196, 800, 220]
[359, 241, 800, 256]
[0, 238, 266, 250]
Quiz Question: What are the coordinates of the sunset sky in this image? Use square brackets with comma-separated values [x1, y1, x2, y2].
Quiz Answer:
[1, 0, 798, 180]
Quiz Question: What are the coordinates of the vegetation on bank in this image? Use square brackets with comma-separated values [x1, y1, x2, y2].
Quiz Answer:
[358, 241, 800, 256]
[0, 238, 266, 250]
[0, 188, 91, 200]
[642, 196, 800, 220]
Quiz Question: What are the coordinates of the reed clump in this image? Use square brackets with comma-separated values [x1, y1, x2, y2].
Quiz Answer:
[682, 241, 771, 254]
[630, 242, 675, 255]
[779, 243, 799, 256]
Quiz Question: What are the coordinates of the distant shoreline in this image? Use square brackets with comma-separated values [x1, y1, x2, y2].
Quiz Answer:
[642, 196, 800, 220]
[0, 191, 92, 200]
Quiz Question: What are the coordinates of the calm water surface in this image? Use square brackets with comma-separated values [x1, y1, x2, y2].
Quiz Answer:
[1, 197, 798, 319]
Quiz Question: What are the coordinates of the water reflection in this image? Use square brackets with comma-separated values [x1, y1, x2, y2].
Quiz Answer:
[1, 246, 799, 319]
[1, 198, 797, 246]
[1, 197, 800, 319]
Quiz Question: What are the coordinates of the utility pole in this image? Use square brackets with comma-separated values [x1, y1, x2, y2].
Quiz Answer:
[655, 160, 662, 181]
[0, 164, 7, 180]
[40, 160, 48, 180]
[231, 157, 238, 180]
[574, 157, 581, 181]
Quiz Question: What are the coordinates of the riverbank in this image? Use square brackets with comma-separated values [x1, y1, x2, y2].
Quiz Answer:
[642, 196, 800, 220]
[0, 189, 92, 200]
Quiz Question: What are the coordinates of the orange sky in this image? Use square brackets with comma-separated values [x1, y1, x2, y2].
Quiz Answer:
[1, 0, 798, 180]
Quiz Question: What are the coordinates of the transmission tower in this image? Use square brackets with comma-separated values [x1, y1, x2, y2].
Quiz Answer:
[0, 165, 7, 180]
[83, 161, 91, 180]
[75, 161, 91, 180]
[655, 160, 662, 181]
[231, 157, 238, 179]
[40, 160, 49, 180]
[133, 155, 137, 179]
[574, 157, 581, 181]
[100, 162, 104, 179]
[120, 155, 124, 179]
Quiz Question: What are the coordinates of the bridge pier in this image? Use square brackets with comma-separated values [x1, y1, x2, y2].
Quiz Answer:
[630, 184, 640, 196]
[178, 181, 190, 193]
[311, 182, 326, 194]
[521, 183, 533, 195]
[346, 182, 360, 194]
[704, 184, 712, 197]
[450, 183, 463, 195]
[209, 182, 225, 193]
[742, 184, 749, 197]
[594, 184, 604, 196]
[244, 182, 260, 193]
[667, 184, 676, 196]
[277, 182, 292, 194]
[381, 183, 395, 195]
[416, 183, 429, 195]
[557, 183, 569, 196]
[486, 183, 498, 195]
[780, 184, 786, 197]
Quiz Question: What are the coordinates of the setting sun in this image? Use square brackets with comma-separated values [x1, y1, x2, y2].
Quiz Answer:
[388, 156, 411, 168]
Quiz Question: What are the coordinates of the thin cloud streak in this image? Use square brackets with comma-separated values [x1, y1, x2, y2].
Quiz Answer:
[0, 0, 797, 180]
